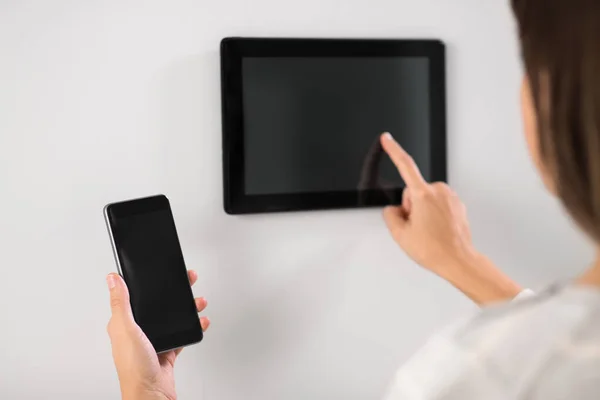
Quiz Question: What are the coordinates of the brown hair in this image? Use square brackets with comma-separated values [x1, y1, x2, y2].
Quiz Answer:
[512, 0, 600, 240]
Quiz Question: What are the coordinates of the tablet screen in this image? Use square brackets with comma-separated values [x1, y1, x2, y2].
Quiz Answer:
[242, 57, 431, 196]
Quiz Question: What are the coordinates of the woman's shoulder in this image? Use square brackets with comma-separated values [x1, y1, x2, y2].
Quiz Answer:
[449, 285, 600, 349]
[386, 287, 600, 400]
[446, 285, 600, 396]
[457, 284, 600, 335]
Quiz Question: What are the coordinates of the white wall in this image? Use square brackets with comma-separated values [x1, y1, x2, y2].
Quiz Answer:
[0, 0, 593, 399]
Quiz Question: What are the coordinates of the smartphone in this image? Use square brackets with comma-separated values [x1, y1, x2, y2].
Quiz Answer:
[103, 195, 203, 353]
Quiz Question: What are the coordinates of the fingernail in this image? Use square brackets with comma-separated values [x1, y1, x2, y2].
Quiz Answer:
[107, 274, 117, 289]
[382, 132, 394, 141]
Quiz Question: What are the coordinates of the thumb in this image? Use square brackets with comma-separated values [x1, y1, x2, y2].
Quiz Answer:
[106, 273, 133, 321]
[383, 205, 408, 237]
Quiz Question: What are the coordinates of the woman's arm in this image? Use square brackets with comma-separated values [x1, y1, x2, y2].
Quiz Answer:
[380, 133, 522, 306]
[441, 250, 523, 306]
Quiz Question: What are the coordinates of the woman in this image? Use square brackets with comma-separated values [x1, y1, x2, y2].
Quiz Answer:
[105, 1, 600, 398]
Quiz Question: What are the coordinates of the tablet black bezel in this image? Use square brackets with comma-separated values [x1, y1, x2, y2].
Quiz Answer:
[220, 37, 446, 215]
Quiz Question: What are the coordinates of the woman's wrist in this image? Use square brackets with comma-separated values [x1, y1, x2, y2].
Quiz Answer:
[440, 249, 522, 306]
[122, 386, 173, 400]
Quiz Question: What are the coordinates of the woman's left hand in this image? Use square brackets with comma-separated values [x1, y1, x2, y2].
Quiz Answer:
[106, 271, 210, 400]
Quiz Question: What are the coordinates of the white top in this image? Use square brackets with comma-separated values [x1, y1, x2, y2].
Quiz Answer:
[384, 286, 600, 399]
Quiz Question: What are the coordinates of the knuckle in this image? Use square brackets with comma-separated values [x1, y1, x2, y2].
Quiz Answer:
[432, 182, 452, 194]
[110, 297, 121, 309]
[106, 319, 114, 336]
[417, 187, 434, 199]
[402, 153, 417, 168]
[382, 206, 396, 220]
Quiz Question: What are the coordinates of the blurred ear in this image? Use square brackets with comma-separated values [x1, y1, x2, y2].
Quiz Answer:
[521, 75, 556, 194]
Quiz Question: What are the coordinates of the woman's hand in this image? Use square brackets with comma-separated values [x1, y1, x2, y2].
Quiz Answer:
[380, 133, 522, 305]
[106, 272, 210, 400]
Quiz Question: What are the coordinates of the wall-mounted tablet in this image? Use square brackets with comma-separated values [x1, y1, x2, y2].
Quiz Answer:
[220, 37, 446, 214]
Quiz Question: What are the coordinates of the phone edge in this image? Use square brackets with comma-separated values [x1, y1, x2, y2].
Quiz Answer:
[103, 204, 124, 277]
[155, 337, 204, 355]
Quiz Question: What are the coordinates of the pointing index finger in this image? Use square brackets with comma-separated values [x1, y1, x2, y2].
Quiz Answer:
[380, 132, 427, 189]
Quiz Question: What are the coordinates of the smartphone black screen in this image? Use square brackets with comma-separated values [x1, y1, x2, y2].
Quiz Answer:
[105, 195, 202, 352]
